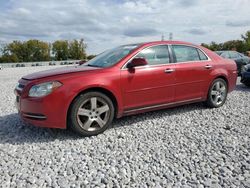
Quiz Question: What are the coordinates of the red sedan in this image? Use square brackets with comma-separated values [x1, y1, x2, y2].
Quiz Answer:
[15, 41, 237, 136]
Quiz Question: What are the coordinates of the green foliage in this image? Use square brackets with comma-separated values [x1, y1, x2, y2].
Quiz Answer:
[0, 39, 88, 63]
[0, 40, 50, 63]
[52, 39, 87, 61]
[52, 40, 69, 61]
[241, 31, 250, 51]
[25, 40, 50, 62]
[68, 39, 87, 60]
[202, 30, 250, 53]
[223, 40, 246, 52]
[201, 41, 223, 51]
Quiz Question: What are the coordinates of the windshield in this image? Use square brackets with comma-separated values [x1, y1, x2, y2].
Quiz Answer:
[86, 44, 139, 68]
[239, 53, 244, 57]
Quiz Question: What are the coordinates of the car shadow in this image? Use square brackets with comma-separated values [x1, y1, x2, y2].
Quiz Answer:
[0, 113, 82, 145]
[0, 102, 207, 145]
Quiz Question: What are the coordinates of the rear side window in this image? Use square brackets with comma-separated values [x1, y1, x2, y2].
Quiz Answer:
[197, 49, 208, 60]
[135, 45, 170, 65]
[172, 45, 208, 62]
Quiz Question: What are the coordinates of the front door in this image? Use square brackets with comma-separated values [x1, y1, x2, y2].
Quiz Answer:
[120, 45, 176, 110]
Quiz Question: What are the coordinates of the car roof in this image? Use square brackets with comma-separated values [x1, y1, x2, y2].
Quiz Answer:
[141, 40, 197, 46]
[122, 41, 200, 47]
[136, 41, 205, 51]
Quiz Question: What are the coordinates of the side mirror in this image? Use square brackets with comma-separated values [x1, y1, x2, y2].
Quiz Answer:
[127, 57, 148, 68]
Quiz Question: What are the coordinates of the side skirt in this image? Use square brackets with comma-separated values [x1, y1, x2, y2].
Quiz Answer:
[122, 97, 204, 117]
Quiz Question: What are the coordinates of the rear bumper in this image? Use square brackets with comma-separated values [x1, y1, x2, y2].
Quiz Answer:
[228, 70, 238, 93]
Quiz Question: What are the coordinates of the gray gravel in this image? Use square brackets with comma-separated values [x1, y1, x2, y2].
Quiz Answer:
[0, 66, 250, 188]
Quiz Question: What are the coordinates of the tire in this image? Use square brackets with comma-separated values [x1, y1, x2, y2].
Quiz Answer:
[206, 78, 228, 108]
[69, 92, 115, 136]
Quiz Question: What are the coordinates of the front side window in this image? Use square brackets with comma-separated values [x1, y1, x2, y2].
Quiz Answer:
[135, 45, 170, 65]
[172, 45, 207, 62]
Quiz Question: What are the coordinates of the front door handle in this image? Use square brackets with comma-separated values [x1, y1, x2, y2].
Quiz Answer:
[165, 68, 175, 73]
[204, 65, 212, 69]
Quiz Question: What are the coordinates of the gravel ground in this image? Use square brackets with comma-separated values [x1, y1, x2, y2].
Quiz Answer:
[0, 66, 250, 188]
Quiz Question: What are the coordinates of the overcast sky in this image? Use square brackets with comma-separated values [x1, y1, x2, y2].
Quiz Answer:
[0, 0, 249, 54]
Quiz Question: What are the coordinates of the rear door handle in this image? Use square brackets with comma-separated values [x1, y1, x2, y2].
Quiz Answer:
[204, 65, 212, 69]
[165, 68, 175, 73]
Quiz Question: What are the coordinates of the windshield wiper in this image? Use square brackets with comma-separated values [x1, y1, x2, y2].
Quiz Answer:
[86, 64, 101, 68]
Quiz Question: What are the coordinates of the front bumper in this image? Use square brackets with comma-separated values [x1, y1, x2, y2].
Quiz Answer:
[14, 84, 68, 129]
[241, 72, 250, 85]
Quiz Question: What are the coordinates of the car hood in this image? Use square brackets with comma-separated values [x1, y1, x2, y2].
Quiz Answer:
[22, 65, 101, 80]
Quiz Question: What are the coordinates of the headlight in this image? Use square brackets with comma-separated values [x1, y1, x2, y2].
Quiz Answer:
[28, 81, 62, 97]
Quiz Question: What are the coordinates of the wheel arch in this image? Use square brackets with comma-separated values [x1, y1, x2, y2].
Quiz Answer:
[214, 75, 229, 86]
[66, 86, 119, 128]
[205, 74, 229, 99]
[205, 75, 229, 108]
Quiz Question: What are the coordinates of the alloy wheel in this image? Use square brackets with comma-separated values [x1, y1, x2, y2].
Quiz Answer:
[77, 97, 110, 132]
[210, 81, 227, 106]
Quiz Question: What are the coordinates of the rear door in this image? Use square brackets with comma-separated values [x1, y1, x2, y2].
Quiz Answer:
[171, 45, 213, 102]
[120, 45, 176, 110]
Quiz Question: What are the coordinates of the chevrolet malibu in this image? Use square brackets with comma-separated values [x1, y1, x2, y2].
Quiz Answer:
[15, 41, 237, 136]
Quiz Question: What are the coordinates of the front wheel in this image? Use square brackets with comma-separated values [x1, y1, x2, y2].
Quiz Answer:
[206, 78, 228, 108]
[69, 92, 115, 136]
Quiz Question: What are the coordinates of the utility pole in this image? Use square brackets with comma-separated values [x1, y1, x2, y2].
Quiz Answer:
[161, 34, 165, 41]
[169, 32, 173, 41]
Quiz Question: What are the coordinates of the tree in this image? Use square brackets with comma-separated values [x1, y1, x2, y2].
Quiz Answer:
[2, 41, 24, 62]
[68, 39, 87, 60]
[0, 40, 50, 63]
[0, 38, 88, 63]
[0, 54, 18, 63]
[222, 40, 246, 52]
[201, 41, 223, 51]
[200, 30, 250, 53]
[25, 40, 50, 62]
[52, 40, 69, 61]
[241, 30, 250, 51]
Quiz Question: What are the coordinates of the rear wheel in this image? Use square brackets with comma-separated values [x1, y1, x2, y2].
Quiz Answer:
[69, 92, 115, 136]
[206, 78, 228, 108]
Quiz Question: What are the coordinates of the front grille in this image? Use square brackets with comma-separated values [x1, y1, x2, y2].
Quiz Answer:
[16, 96, 20, 103]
